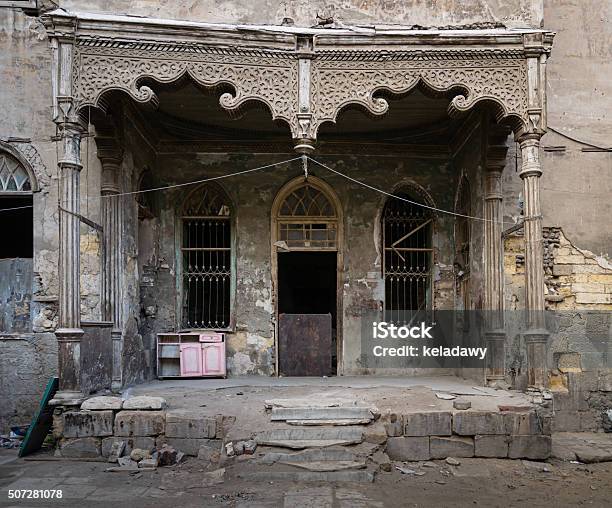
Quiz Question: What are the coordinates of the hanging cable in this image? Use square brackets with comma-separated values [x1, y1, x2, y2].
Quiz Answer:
[0, 156, 301, 213]
[307, 156, 516, 225]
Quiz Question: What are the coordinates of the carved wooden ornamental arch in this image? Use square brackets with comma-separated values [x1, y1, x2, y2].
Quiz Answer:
[42, 11, 553, 149]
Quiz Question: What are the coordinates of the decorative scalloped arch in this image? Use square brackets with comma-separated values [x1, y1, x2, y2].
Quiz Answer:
[0, 140, 46, 192]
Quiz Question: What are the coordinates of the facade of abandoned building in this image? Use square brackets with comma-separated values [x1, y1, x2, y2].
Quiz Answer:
[0, 0, 611, 433]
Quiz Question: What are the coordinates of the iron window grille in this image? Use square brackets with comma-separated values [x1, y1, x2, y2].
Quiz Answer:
[180, 183, 232, 329]
[0, 153, 32, 192]
[382, 191, 433, 325]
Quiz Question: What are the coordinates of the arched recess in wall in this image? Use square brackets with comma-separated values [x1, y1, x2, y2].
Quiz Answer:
[177, 182, 235, 331]
[271, 175, 344, 375]
[381, 183, 435, 324]
[0, 148, 37, 260]
[454, 175, 472, 317]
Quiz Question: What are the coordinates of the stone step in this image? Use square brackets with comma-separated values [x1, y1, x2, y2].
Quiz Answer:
[261, 446, 360, 464]
[236, 469, 375, 483]
[255, 427, 364, 449]
[271, 407, 373, 422]
[286, 418, 371, 426]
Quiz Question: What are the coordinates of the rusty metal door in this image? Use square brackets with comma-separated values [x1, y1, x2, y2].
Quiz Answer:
[279, 313, 332, 376]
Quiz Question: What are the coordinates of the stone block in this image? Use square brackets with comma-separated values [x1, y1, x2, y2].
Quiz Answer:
[59, 437, 101, 458]
[575, 293, 611, 305]
[114, 411, 165, 437]
[81, 396, 123, 411]
[364, 423, 387, 445]
[384, 420, 403, 437]
[404, 412, 451, 437]
[508, 435, 551, 460]
[430, 436, 474, 459]
[101, 436, 156, 458]
[503, 412, 542, 435]
[474, 435, 508, 458]
[165, 409, 216, 438]
[386, 437, 429, 461]
[552, 265, 572, 276]
[452, 411, 505, 435]
[122, 396, 167, 410]
[215, 414, 236, 438]
[551, 410, 581, 432]
[62, 410, 114, 438]
[156, 436, 221, 456]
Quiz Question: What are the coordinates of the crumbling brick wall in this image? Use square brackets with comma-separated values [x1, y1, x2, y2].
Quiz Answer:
[504, 227, 612, 431]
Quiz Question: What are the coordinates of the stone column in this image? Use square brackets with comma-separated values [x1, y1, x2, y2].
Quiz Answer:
[483, 141, 506, 383]
[54, 122, 84, 404]
[519, 133, 548, 388]
[99, 151, 123, 389]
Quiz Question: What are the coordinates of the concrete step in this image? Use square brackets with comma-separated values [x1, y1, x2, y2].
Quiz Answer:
[236, 469, 375, 483]
[255, 427, 364, 449]
[271, 406, 374, 422]
[286, 418, 371, 426]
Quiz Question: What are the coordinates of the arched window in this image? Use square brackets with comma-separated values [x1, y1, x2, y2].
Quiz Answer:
[276, 182, 338, 250]
[382, 187, 433, 323]
[0, 152, 32, 192]
[180, 183, 232, 329]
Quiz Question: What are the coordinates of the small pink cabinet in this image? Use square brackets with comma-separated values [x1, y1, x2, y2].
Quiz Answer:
[158, 333, 226, 378]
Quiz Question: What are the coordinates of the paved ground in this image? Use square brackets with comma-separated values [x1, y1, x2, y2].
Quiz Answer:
[1, 445, 612, 507]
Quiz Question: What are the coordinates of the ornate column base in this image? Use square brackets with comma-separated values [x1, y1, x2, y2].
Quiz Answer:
[525, 328, 549, 389]
[111, 329, 123, 390]
[485, 329, 506, 384]
[50, 327, 84, 406]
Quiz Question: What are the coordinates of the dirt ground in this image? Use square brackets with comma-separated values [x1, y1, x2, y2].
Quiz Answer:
[1, 449, 611, 508]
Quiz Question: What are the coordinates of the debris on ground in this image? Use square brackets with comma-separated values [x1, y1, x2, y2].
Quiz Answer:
[435, 393, 456, 400]
[453, 400, 471, 410]
[396, 465, 426, 476]
[445, 457, 460, 466]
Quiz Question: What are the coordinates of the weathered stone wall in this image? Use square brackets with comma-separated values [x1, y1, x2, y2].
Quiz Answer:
[58, 0, 543, 28]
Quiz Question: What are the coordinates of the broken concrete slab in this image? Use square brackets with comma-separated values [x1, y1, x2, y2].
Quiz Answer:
[404, 412, 451, 436]
[81, 396, 123, 411]
[237, 470, 375, 483]
[165, 409, 216, 438]
[122, 396, 167, 410]
[261, 447, 359, 464]
[271, 407, 373, 421]
[430, 436, 474, 459]
[264, 398, 357, 409]
[114, 411, 165, 437]
[62, 411, 114, 438]
[386, 437, 430, 461]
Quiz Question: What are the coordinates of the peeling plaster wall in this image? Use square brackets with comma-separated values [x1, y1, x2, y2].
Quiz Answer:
[58, 0, 543, 28]
[136, 153, 458, 376]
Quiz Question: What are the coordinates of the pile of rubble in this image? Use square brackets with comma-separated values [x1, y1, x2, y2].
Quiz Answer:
[106, 442, 184, 472]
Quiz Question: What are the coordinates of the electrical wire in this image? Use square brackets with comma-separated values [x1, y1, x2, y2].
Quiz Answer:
[0, 156, 302, 214]
[306, 156, 515, 225]
[548, 126, 612, 152]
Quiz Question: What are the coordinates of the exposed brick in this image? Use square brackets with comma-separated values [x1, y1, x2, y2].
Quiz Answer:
[552, 265, 572, 276]
[575, 293, 611, 304]
[404, 412, 451, 436]
[386, 437, 430, 461]
[430, 436, 474, 459]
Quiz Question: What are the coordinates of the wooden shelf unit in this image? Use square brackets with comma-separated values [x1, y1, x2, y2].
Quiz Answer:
[157, 332, 226, 379]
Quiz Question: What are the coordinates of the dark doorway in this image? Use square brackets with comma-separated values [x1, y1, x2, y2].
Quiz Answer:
[0, 195, 33, 259]
[277, 251, 337, 376]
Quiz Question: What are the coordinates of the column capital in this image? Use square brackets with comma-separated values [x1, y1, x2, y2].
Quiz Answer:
[518, 133, 543, 180]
